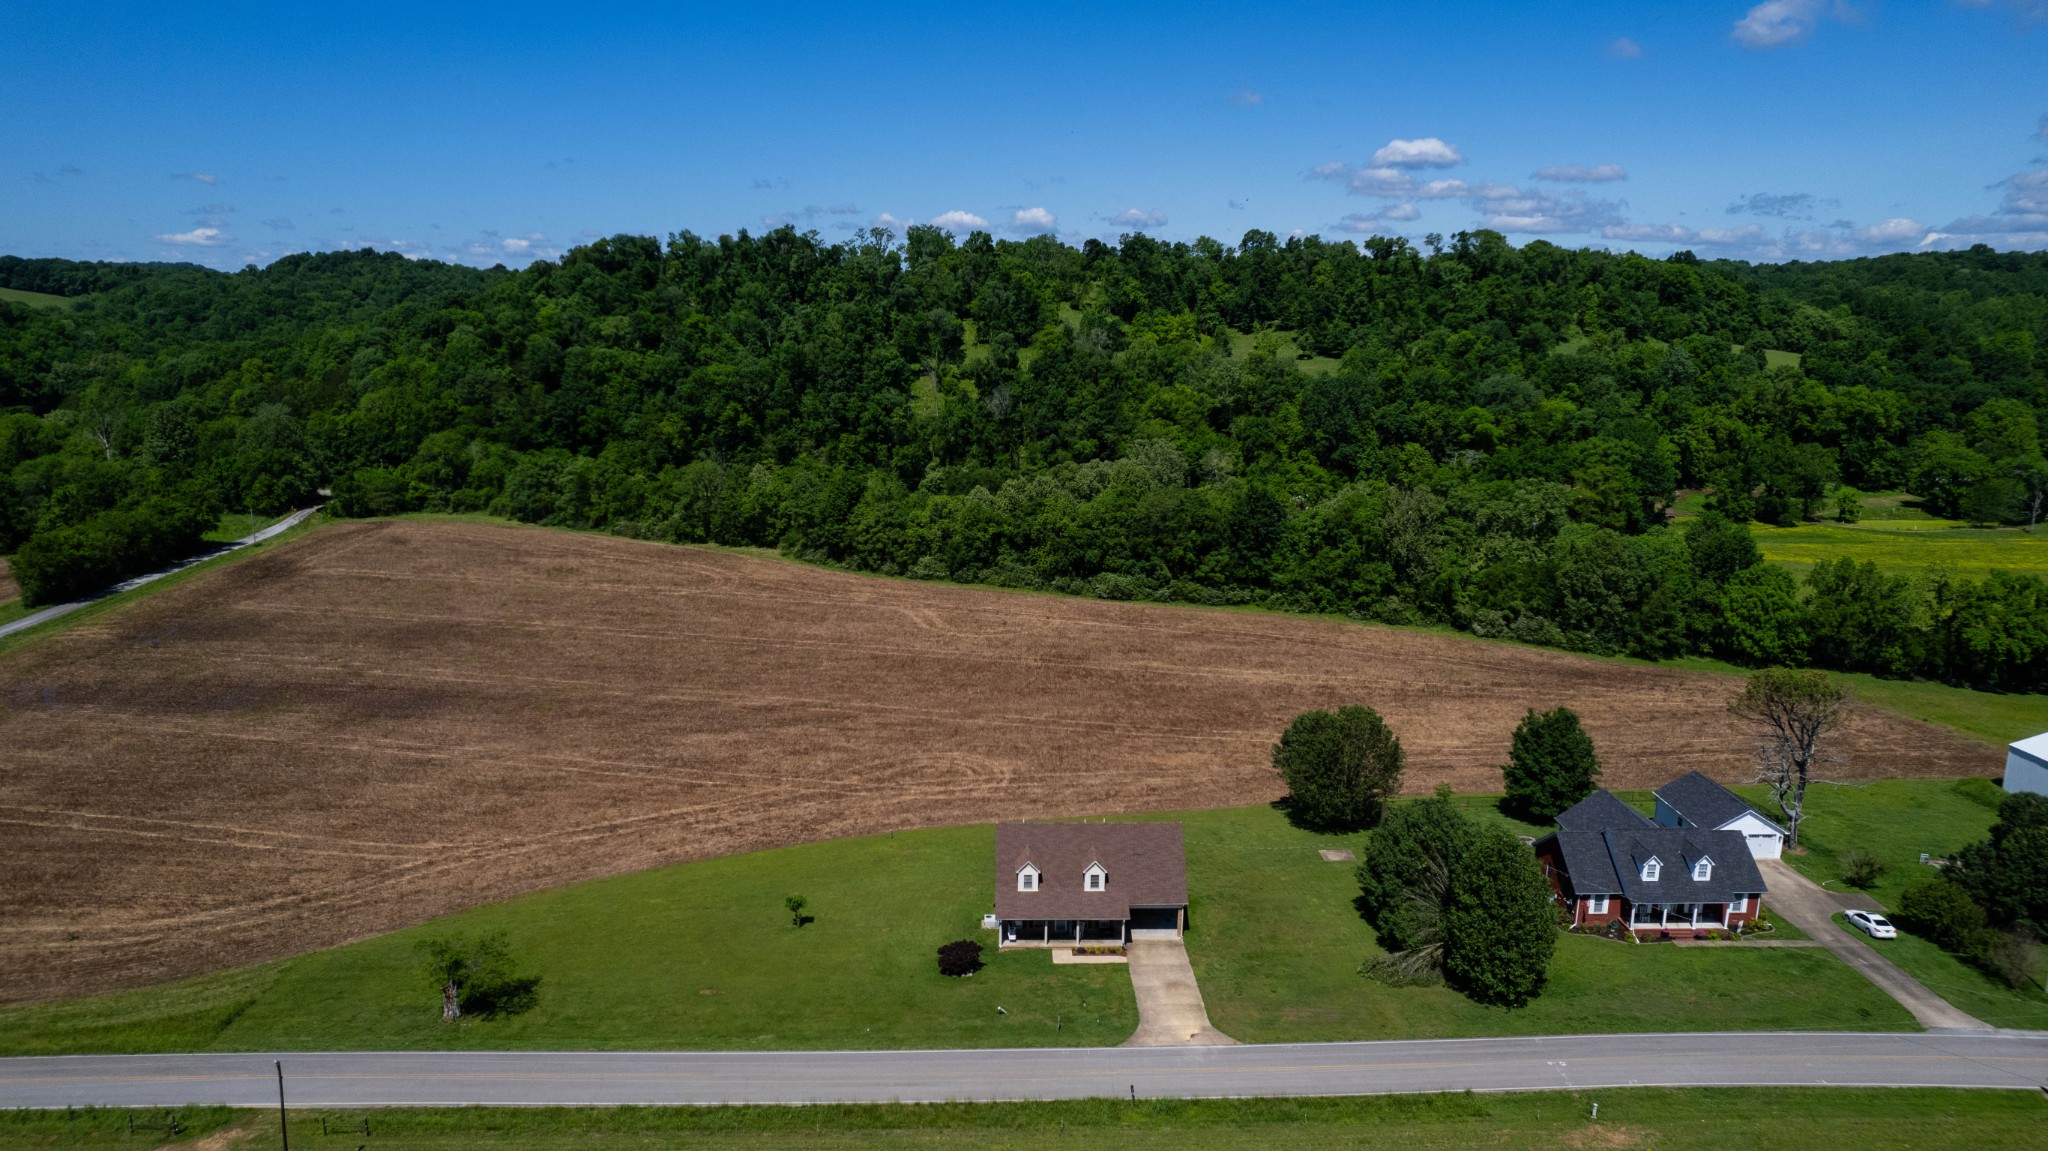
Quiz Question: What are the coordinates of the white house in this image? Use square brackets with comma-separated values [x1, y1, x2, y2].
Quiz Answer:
[1652, 770, 1786, 860]
[2006, 732, 2048, 798]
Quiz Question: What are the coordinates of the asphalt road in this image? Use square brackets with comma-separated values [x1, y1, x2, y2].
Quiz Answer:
[0, 506, 321, 642]
[3, 1031, 2043, 1108]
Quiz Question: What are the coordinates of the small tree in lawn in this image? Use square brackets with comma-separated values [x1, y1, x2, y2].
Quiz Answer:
[937, 939, 983, 977]
[418, 931, 540, 1022]
[1441, 823, 1557, 1008]
[785, 894, 810, 927]
[1272, 706, 1405, 831]
[1728, 668, 1847, 849]
[1500, 706, 1602, 822]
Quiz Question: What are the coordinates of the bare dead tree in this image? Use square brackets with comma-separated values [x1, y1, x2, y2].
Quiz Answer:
[1729, 668, 1848, 849]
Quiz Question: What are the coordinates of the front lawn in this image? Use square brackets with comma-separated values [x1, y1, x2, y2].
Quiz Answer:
[1176, 804, 1914, 1042]
[1834, 914, 2048, 1031]
[0, 825, 1136, 1055]
[1767, 778, 2004, 911]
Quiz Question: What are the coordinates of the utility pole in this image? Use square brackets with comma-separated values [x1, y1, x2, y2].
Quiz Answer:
[275, 1060, 289, 1151]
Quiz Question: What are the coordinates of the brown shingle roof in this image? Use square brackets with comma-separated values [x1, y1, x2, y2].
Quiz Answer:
[993, 822, 1186, 920]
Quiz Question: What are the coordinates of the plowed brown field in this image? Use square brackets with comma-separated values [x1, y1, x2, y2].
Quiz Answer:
[0, 518, 1996, 1003]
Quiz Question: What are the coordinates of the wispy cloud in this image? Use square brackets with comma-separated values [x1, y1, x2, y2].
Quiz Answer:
[1726, 191, 1835, 218]
[1333, 204, 1421, 233]
[185, 201, 236, 216]
[751, 177, 787, 190]
[58, 164, 85, 177]
[1923, 168, 2048, 249]
[930, 210, 989, 233]
[1107, 208, 1167, 229]
[1229, 89, 1265, 106]
[1732, 0, 1836, 49]
[1369, 137, 1463, 169]
[262, 217, 294, 231]
[170, 172, 219, 185]
[1533, 164, 1627, 183]
[1608, 37, 1644, 59]
[154, 226, 231, 246]
[2035, 113, 2048, 142]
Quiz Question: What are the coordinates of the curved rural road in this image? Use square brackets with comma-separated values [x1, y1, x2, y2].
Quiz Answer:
[3, 1032, 2044, 1107]
[0, 506, 321, 642]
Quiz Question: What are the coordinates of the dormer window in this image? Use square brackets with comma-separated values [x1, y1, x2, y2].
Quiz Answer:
[1693, 857, 1712, 881]
[1084, 862, 1107, 892]
[1641, 856, 1661, 882]
[1018, 864, 1039, 892]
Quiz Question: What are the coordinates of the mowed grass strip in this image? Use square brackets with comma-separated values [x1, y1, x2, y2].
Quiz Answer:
[1750, 520, 2048, 580]
[1175, 805, 1915, 1041]
[0, 825, 1136, 1055]
[8, 1090, 2044, 1150]
[0, 286, 75, 309]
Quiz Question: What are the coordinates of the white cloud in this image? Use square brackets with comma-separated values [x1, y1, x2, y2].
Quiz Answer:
[1922, 169, 2048, 248]
[1533, 164, 1627, 183]
[1369, 137, 1463, 169]
[1602, 223, 1695, 243]
[171, 172, 219, 185]
[1854, 217, 1926, 243]
[1010, 207, 1057, 233]
[154, 227, 231, 246]
[1333, 204, 1421, 232]
[1608, 37, 1644, 59]
[871, 212, 914, 231]
[1229, 90, 1264, 106]
[930, 210, 989, 233]
[1732, 0, 1826, 48]
[1108, 208, 1168, 229]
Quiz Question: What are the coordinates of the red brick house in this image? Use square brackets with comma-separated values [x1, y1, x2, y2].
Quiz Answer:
[993, 822, 1187, 948]
[1533, 788, 1767, 937]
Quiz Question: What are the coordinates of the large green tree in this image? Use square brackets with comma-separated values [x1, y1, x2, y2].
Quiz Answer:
[1441, 823, 1557, 1008]
[1272, 706, 1406, 831]
[1356, 789, 1475, 953]
[1499, 706, 1603, 822]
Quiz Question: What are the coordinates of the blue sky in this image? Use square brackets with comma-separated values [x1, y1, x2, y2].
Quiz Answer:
[4, 1, 2045, 269]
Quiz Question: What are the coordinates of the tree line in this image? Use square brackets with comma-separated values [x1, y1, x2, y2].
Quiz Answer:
[0, 234, 2042, 689]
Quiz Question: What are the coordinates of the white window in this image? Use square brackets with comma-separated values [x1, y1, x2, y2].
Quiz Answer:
[1641, 857, 1660, 882]
[1693, 857, 1712, 881]
[1088, 873, 1102, 890]
[1731, 894, 1749, 913]
[1018, 865, 1039, 892]
[1588, 895, 1609, 915]
[1084, 862, 1107, 892]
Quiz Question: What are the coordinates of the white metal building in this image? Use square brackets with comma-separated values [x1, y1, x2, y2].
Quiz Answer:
[2005, 732, 2048, 798]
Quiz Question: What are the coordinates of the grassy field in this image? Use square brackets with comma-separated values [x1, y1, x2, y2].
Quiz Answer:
[0, 285, 76, 309]
[0, 824, 1135, 1056]
[8, 1089, 2044, 1150]
[202, 510, 290, 543]
[1750, 520, 2048, 580]
[1752, 777, 2048, 1029]
[0, 798, 1922, 1056]
[1178, 804, 1914, 1042]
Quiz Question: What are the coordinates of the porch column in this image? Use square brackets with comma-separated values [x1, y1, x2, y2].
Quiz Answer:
[1076, 921, 1082, 944]
[1690, 904, 1699, 929]
[1121, 920, 1127, 945]
[1043, 922, 1048, 945]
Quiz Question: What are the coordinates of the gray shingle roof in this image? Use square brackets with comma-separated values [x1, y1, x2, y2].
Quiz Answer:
[993, 822, 1186, 921]
[1556, 789, 1655, 833]
[1604, 827, 1766, 902]
[1654, 770, 1784, 834]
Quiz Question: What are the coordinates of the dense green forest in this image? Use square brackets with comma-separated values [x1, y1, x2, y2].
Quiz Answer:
[1, 229, 2044, 691]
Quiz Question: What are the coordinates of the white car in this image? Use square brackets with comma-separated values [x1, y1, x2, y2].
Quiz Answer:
[1846, 910, 1897, 939]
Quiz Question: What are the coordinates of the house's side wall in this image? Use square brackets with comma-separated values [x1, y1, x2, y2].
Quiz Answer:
[1653, 796, 1683, 827]
[2007, 749, 2048, 797]
[1533, 841, 1571, 909]
[1577, 895, 1626, 930]
[1718, 812, 1785, 860]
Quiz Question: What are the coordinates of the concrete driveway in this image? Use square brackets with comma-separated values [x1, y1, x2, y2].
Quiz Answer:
[1122, 939, 1236, 1047]
[1758, 858, 1988, 1030]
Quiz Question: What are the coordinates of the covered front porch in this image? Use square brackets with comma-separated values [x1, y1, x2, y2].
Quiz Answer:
[1627, 900, 1735, 935]
[1000, 918, 1129, 948]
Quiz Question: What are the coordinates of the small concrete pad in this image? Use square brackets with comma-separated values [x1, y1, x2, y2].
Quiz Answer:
[1318, 849, 1355, 862]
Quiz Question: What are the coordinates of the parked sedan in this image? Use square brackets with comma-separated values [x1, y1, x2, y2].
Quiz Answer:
[1846, 910, 1897, 939]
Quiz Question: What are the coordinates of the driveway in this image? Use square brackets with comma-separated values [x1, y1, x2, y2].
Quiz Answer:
[2, 1032, 2043, 1107]
[1758, 859, 1988, 1030]
[1122, 938, 1236, 1047]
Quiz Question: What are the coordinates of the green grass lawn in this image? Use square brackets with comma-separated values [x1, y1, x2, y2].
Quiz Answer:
[8, 1090, 2042, 1150]
[0, 285, 76, 309]
[203, 510, 290, 543]
[1750, 520, 2048, 580]
[0, 824, 1136, 1056]
[1831, 913, 2048, 1030]
[1175, 804, 1913, 1043]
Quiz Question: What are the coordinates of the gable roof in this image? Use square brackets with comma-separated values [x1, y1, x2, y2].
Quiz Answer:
[1555, 789, 1655, 833]
[1655, 770, 1785, 835]
[994, 822, 1186, 921]
[2011, 731, 2048, 769]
